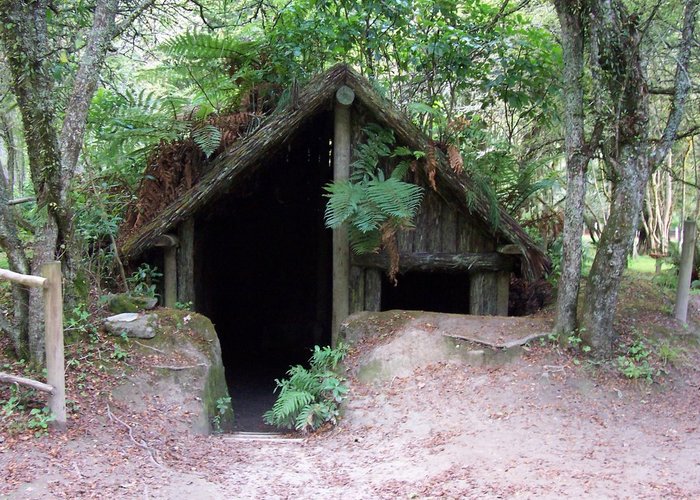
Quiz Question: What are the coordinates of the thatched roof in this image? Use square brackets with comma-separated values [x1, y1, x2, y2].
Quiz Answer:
[120, 64, 549, 279]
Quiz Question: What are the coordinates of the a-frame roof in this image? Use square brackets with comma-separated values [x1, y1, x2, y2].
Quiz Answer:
[120, 64, 548, 279]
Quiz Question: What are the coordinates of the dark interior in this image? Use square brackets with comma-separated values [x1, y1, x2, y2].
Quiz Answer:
[381, 271, 470, 314]
[194, 112, 334, 431]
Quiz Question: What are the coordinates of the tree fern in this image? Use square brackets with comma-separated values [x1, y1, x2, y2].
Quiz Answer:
[160, 31, 262, 61]
[324, 124, 424, 255]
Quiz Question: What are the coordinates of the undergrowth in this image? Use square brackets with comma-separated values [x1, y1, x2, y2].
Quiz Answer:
[264, 344, 349, 432]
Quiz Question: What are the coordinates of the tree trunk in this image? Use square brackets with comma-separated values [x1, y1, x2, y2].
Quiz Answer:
[0, 0, 120, 365]
[552, 0, 589, 337]
[579, 0, 697, 358]
[0, 168, 30, 358]
[581, 152, 650, 355]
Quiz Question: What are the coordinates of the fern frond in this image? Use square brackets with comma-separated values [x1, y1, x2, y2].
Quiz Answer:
[366, 178, 423, 220]
[323, 181, 362, 228]
[348, 225, 382, 254]
[160, 31, 262, 61]
[191, 124, 222, 158]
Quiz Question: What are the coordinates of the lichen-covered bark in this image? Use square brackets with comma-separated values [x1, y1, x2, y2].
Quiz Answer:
[582, 150, 649, 354]
[552, 0, 588, 337]
[580, 0, 697, 357]
[0, 0, 120, 364]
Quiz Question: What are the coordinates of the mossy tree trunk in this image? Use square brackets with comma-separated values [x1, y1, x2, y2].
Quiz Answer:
[552, 0, 593, 338]
[578, 0, 697, 357]
[0, 0, 151, 364]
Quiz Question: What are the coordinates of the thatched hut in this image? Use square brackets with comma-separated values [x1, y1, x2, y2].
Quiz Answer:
[120, 64, 548, 385]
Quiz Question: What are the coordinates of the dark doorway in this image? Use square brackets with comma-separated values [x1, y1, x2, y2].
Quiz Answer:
[194, 114, 334, 431]
[381, 272, 470, 314]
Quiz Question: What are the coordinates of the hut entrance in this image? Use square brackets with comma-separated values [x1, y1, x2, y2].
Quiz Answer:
[380, 272, 470, 314]
[194, 114, 334, 431]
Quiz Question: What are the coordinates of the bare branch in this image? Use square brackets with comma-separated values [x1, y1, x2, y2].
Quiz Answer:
[113, 0, 157, 40]
[651, 0, 699, 167]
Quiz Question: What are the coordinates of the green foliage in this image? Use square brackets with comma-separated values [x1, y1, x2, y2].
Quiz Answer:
[1, 385, 55, 437]
[617, 339, 655, 382]
[27, 407, 55, 437]
[264, 344, 349, 432]
[111, 343, 129, 362]
[657, 341, 683, 366]
[191, 124, 222, 158]
[127, 264, 162, 298]
[324, 125, 423, 254]
[212, 396, 233, 433]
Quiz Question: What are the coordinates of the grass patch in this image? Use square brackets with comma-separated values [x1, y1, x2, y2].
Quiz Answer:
[627, 255, 671, 274]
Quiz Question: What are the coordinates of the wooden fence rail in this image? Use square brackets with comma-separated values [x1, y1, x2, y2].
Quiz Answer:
[0, 261, 65, 429]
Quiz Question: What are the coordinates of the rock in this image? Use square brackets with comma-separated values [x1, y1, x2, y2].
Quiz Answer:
[105, 294, 158, 314]
[104, 313, 157, 339]
[110, 309, 233, 434]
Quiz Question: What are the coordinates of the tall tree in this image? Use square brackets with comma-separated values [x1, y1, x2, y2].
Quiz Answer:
[552, 0, 597, 337]
[0, 0, 153, 363]
[554, 0, 698, 356]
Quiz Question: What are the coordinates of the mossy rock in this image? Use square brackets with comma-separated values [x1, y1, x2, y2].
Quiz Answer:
[105, 294, 158, 314]
[111, 309, 233, 434]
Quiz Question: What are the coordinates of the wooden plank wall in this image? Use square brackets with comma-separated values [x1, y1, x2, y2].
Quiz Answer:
[347, 108, 507, 315]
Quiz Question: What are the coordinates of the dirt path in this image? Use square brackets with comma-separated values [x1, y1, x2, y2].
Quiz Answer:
[2, 338, 699, 499]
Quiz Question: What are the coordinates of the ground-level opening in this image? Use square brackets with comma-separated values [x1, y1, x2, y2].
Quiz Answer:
[194, 113, 334, 431]
[380, 271, 470, 314]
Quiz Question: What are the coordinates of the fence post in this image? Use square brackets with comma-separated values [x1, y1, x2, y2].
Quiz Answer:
[674, 219, 697, 323]
[42, 261, 66, 429]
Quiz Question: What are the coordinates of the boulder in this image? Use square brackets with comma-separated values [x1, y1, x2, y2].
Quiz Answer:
[103, 312, 157, 339]
[110, 310, 233, 434]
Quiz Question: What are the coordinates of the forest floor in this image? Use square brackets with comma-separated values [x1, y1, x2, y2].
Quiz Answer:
[1, 272, 700, 499]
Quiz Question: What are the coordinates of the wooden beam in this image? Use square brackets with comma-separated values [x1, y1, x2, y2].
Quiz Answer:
[497, 244, 522, 255]
[0, 372, 54, 393]
[469, 270, 510, 316]
[0, 268, 46, 288]
[6, 196, 36, 206]
[154, 234, 179, 247]
[352, 252, 517, 274]
[42, 261, 66, 430]
[332, 95, 352, 344]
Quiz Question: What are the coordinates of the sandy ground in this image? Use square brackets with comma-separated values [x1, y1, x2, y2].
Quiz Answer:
[2, 317, 699, 500]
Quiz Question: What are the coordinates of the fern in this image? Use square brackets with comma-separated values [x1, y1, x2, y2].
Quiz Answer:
[263, 344, 349, 432]
[324, 124, 424, 255]
[191, 124, 222, 158]
[160, 31, 262, 61]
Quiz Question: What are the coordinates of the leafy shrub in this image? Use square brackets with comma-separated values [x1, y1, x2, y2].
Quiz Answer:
[264, 344, 349, 432]
[127, 263, 162, 298]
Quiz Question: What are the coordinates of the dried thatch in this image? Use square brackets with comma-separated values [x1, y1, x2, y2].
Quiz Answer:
[120, 64, 549, 279]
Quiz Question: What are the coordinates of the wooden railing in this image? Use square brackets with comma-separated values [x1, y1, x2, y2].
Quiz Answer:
[0, 261, 65, 429]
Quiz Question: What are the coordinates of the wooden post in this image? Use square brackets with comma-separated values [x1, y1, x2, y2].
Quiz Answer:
[332, 86, 354, 344]
[177, 219, 196, 307]
[164, 246, 177, 308]
[42, 261, 66, 430]
[155, 234, 180, 308]
[469, 271, 509, 316]
[674, 219, 696, 323]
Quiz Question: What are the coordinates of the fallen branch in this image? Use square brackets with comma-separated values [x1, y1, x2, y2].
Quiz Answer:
[0, 372, 54, 393]
[106, 404, 166, 470]
[6, 196, 36, 206]
[152, 363, 205, 371]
